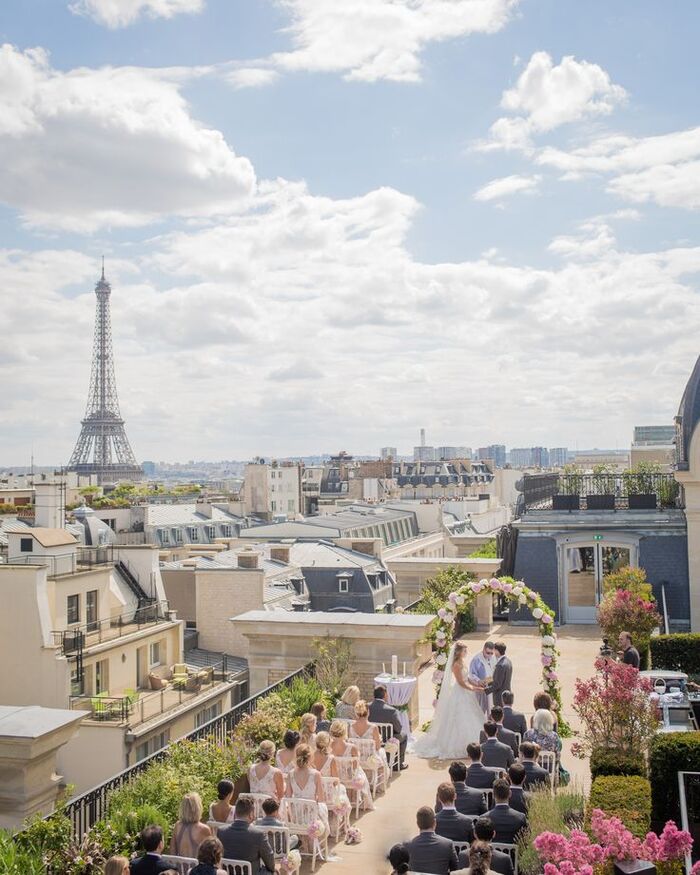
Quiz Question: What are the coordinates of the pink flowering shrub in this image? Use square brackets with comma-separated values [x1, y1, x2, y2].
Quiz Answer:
[597, 588, 661, 660]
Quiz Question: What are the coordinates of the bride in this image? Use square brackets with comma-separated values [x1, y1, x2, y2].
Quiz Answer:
[414, 641, 488, 759]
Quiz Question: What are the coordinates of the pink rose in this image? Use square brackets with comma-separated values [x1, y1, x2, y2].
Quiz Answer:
[542, 655, 553, 666]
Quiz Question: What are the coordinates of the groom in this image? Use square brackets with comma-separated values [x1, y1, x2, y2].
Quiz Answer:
[491, 642, 513, 707]
[469, 640, 496, 714]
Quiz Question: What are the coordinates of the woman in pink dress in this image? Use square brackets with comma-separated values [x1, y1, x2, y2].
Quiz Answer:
[248, 740, 285, 800]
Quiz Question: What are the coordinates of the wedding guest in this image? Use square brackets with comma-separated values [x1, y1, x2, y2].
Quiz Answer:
[336, 685, 361, 718]
[329, 719, 373, 811]
[485, 779, 527, 844]
[531, 692, 558, 732]
[501, 692, 527, 738]
[454, 839, 498, 875]
[350, 699, 388, 776]
[480, 722, 514, 770]
[105, 856, 130, 875]
[276, 730, 300, 774]
[208, 779, 235, 824]
[618, 631, 641, 669]
[313, 730, 351, 820]
[254, 797, 299, 849]
[169, 792, 212, 858]
[457, 819, 513, 875]
[311, 701, 331, 733]
[299, 712, 317, 748]
[188, 837, 227, 875]
[404, 806, 459, 874]
[523, 709, 562, 755]
[485, 706, 519, 758]
[434, 782, 474, 843]
[368, 685, 408, 770]
[248, 740, 285, 799]
[388, 843, 411, 875]
[518, 742, 550, 789]
[507, 763, 529, 815]
[129, 826, 172, 874]
[490, 643, 513, 707]
[286, 743, 329, 832]
[218, 798, 275, 875]
[436, 761, 487, 816]
[465, 743, 501, 790]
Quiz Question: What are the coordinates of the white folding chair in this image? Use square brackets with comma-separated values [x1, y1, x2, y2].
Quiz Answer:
[206, 820, 228, 834]
[161, 855, 197, 875]
[454, 841, 470, 856]
[259, 825, 298, 872]
[335, 755, 363, 818]
[236, 792, 269, 819]
[281, 797, 328, 872]
[322, 775, 350, 840]
[353, 737, 387, 797]
[220, 860, 253, 875]
[373, 721, 399, 772]
[537, 750, 557, 793]
[493, 841, 519, 875]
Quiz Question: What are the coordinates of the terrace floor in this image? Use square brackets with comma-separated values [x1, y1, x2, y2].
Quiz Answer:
[314, 623, 600, 874]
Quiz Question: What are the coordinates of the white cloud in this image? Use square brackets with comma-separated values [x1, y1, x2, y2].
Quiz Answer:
[68, 0, 204, 28]
[481, 51, 626, 151]
[230, 0, 519, 87]
[473, 173, 541, 202]
[0, 45, 255, 231]
[226, 67, 280, 89]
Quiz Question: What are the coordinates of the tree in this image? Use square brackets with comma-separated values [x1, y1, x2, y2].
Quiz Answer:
[312, 636, 353, 700]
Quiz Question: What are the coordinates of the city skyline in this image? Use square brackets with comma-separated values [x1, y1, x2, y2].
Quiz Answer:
[1, 1, 699, 463]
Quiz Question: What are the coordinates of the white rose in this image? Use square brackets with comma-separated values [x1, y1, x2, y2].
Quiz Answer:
[512, 586, 522, 597]
[518, 594, 527, 605]
[532, 608, 544, 620]
[542, 635, 555, 646]
[542, 647, 554, 657]
[436, 653, 447, 666]
[455, 594, 465, 606]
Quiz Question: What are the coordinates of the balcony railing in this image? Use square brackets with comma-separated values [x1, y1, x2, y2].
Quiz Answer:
[7, 545, 116, 577]
[520, 472, 682, 512]
[51, 601, 172, 652]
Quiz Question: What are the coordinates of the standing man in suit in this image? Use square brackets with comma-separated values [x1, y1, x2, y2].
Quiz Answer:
[436, 761, 487, 816]
[218, 797, 275, 874]
[501, 691, 527, 739]
[465, 742, 501, 790]
[480, 722, 515, 770]
[457, 817, 514, 875]
[368, 685, 408, 770]
[405, 806, 459, 874]
[485, 779, 527, 844]
[519, 741, 550, 790]
[507, 763, 529, 815]
[434, 783, 475, 843]
[129, 826, 172, 875]
[491, 642, 513, 707]
[487, 706, 519, 758]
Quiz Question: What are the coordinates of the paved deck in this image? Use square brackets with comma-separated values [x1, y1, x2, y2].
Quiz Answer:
[307, 624, 601, 874]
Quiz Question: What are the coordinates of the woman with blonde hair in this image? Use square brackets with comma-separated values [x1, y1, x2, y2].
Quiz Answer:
[350, 699, 388, 779]
[285, 743, 329, 834]
[329, 719, 373, 811]
[299, 712, 317, 748]
[335, 685, 361, 719]
[103, 856, 129, 875]
[248, 739, 285, 799]
[169, 791, 212, 858]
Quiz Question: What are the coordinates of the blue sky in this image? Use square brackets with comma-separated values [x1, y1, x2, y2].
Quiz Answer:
[1, 0, 699, 463]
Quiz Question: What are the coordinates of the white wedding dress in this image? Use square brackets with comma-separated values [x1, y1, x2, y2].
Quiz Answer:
[414, 647, 487, 759]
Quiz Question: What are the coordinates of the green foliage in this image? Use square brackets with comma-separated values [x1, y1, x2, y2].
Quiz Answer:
[277, 674, 335, 718]
[0, 831, 48, 875]
[589, 747, 647, 780]
[649, 732, 700, 826]
[602, 565, 654, 601]
[0, 503, 31, 514]
[651, 633, 700, 676]
[415, 566, 476, 615]
[587, 775, 651, 839]
[14, 811, 72, 856]
[468, 540, 498, 558]
[311, 637, 354, 700]
[233, 696, 293, 749]
[625, 460, 662, 495]
[516, 784, 586, 875]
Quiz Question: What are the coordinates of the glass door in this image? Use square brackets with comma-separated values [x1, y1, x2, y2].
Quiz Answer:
[565, 543, 631, 623]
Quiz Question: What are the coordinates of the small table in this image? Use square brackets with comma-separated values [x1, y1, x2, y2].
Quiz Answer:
[374, 673, 417, 740]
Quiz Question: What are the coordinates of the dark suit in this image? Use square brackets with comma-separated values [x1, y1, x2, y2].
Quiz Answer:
[485, 803, 527, 844]
[622, 646, 640, 669]
[129, 854, 173, 875]
[491, 656, 513, 706]
[502, 706, 527, 738]
[466, 762, 500, 790]
[218, 820, 275, 873]
[368, 696, 407, 767]
[405, 831, 459, 874]
[458, 846, 514, 875]
[480, 737, 515, 770]
[521, 760, 550, 790]
[486, 725, 519, 758]
[436, 781, 486, 816]
[316, 719, 331, 733]
[435, 807, 474, 843]
[508, 786, 529, 815]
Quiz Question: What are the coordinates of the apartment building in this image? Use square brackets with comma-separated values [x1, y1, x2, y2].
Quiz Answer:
[243, 460, 302, 520]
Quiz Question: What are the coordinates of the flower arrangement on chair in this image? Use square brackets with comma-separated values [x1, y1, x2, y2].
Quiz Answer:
[344, 826, 362, 845]
[350, 773, 367, 791]
[307, 818, 326, 840]
[279, 848, 302, 874]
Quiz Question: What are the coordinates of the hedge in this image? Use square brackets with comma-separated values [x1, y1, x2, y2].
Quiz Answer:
[649, 731, 700, 827]
[587, 775, 651, 839]
[651, 633, 700, 676]
[590, 747, 647, 780]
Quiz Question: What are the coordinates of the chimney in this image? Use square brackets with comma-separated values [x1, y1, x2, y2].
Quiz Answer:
[270, 545, 291, 564]
[237, 547, 260, 569]
[196, 500, 214, 519]
[34, 482, 65, 529]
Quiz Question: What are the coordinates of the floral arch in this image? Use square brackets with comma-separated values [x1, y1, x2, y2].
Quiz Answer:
[431, 576, 570, 736]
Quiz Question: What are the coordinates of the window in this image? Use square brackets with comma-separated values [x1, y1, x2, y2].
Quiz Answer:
[188, 527, 199, 542]
[221, 525, 232, 537]
[20, 537, 33, 553]
[86, 589, 98, 632]
[172, 528, 183, 544]
[70, 665, 83, 697]
[338, 576, 350, 593]
[149, 641, 161, 667]
[287, 499, 295, 512]
[67, 594, 80, 625]
[271, 500, 277, 512]
[95, 659, 109, 694]
[207, 525, 217, 539]
[195, 700, 222, 728]
[135, 730, 169, 763]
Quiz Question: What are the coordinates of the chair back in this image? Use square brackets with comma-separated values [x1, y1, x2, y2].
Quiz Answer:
[220, 859, 253, 875]
[321, 775, 341, 804]
[236, 792, 269, 819]
[206, 820, 229, 834]
[538, 750, 556, 776]
[281, 796, 321, 829]
[335, 755, 360, 783]
[354, 737, 377, 762]
[514, 732, 522, 748]
[160, 854, 197, 875]
[261, 825, 290, 857]
[454, 841, 469, 856]
[373, 721, 395, 744]
[483, 789, 494, 809]
[493, 841, 519, 873]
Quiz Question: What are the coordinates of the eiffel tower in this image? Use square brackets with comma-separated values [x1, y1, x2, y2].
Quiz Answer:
[67, 262, 143, 484]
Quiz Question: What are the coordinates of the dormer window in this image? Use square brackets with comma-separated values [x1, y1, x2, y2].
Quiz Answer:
[20, 537, 33, 553]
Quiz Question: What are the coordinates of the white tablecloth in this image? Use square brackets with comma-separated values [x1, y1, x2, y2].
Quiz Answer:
[374, 673, 417, 739]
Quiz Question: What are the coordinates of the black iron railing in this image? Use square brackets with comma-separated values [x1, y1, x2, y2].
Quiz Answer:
[55, 663, 313, 841]
[521, 472, 681, 511]
[51, 601, 171, 652]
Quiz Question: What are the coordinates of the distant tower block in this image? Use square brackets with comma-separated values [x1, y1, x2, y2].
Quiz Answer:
[67, 264, 143, 484]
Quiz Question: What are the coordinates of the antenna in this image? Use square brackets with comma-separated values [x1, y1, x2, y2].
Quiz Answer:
[101, 255, 105, 281]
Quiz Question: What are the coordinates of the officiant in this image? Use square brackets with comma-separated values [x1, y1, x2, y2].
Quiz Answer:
[468, 640, 496, 714]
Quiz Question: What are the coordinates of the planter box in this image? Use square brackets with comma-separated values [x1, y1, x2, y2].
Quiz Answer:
[586, 494, 615, 510]
[628, 493, 657, 510]
[553, 494, 580, 511]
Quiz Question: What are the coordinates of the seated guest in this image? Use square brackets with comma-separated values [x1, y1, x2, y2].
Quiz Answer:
[436, 761, 487, 816]
[388, 843, 411, 875]
[368, 684, 408, 770]
[188, 836, 227, 875]
[465, 742, 501, 790]
[485, 706, 519, 758]
[501, 692, 527, 738]
[209, 779, 235, 824]
[311, 701, 331, 733]
[518, 742, 549, 789]
[169, 792, 212, 858]
[455, 839, 498, 875]
[105, 856, 130, 875]
[523, 709, 562, 755]
[531, 691, 558, 732]
[129, 825, 172, 874]
[299, 712, 317, 748]
[336, 685, 361, 719]
[507, 763, 528, 815]
[329, 719, 373, 811]
[404, 806, 459, 874]
[350, 699, 389, 775]
[249, 740, 285, 799]
[457, 818, 513, 875]
[480, 722, 515, 770]
[285, 743, 329, 834]
[435, 782, 475, 843]
[276, 729, 300, 774]
[255, 797, 299, 849]
[218, 797, 275, 874]
[485, 779, 527, 844]
[313, 731, 351, 824]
